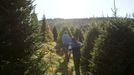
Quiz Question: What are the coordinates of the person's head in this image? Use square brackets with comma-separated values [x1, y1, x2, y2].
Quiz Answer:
[64, 31, 68, 34]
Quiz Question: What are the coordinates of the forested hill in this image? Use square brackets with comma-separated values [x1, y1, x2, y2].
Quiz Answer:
[47, 17, 108, 26]
[47, 17, 134, 26]
[44, 17, 133, 29]
[39, 17, 109, 27]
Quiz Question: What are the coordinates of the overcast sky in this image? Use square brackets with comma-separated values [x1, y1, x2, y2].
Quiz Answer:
[33, 0, 134, 19]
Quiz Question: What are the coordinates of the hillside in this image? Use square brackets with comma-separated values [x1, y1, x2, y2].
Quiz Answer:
[37, 17, 110, 32]
[47, 17, 108, 26]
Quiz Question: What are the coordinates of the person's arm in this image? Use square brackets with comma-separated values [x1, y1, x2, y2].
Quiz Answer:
[79, 42, 83, 47]
[76, 41, 83, 48]
[62, 34, 65, 44]
[68, 43, 72, 51]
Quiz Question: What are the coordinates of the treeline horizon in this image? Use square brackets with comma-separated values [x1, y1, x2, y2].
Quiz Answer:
[41, 16, 134, 20]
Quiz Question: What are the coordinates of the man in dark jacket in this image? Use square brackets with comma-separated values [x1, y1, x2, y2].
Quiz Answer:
[70, 38, 82, 75]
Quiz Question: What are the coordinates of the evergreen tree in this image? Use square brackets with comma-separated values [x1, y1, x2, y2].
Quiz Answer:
[0, 0, 34, 75]
[40, 15, 47, 42]
[24, 10, 49, 75]
[111, 0, 118, 17]
[70, 26, 75, 36]
[40, 15, 53, 42]
[90, 19, 134, 75]
[81, 26, 100, 75]
[52, 26, 58, 42]
[74, 28, 84, 42]
[31, 10, 39, 32]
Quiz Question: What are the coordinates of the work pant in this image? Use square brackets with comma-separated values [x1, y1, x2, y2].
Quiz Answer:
[72, 48, 80, 75]
[63, 44, 70, 62]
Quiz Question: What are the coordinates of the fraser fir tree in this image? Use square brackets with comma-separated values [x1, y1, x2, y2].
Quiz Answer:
[81, 26, 100, 75]
[40, 15, 53, 42]
[24, 10, 48, 75]
[0, 0, 34, 75]
[90, 19, 134, 75]
[74, 28, 84, 42]
[52, 26, 58, 42]
[70, 26, 75, 36]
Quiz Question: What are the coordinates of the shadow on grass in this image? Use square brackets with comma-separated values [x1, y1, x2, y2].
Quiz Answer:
[55, 51, 73, 75]
[56, 48, 64, 56]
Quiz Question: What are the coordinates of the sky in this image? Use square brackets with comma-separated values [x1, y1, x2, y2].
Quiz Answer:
[33, 0, 134, 20]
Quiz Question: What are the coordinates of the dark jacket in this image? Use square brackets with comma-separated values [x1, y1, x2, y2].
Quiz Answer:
[71, 41, 82, 49]
[70, 41, 82, 57]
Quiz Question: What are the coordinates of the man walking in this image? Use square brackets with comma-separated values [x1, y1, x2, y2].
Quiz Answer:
[70, 38, 82, 75]
[62, 31, 72, 61]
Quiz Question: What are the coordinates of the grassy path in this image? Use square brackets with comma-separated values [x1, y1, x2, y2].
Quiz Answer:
[42, 42, 75, 75]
